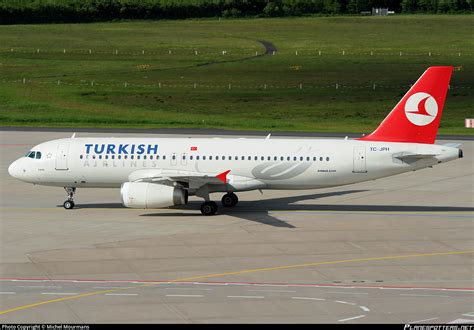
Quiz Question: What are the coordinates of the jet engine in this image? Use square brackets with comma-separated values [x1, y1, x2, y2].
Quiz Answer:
[120, 182, 188, 208]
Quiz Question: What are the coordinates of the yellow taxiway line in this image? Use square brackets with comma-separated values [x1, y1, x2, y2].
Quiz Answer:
[0, 250, 473, 316]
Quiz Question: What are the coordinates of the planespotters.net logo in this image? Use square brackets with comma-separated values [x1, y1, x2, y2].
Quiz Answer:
[404, 92, 439, 126]
[404, 325, 474, 330]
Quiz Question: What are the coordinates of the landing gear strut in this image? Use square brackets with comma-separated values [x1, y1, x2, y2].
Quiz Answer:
[63, 187, 76, 210]
[200, 201, 218, 216]
[221, 192, 238, 207]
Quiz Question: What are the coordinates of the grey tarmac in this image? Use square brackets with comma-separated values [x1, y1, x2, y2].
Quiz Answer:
[0, 130, 473, 323]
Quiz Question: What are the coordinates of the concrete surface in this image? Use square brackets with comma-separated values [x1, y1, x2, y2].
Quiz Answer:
[0, 131, 473, 323]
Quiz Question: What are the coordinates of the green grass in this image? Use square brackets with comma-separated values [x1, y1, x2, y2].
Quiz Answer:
[0, 15, 473, 135]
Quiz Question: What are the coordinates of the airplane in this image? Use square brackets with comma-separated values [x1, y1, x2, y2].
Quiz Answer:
[8, 66, 463, 216]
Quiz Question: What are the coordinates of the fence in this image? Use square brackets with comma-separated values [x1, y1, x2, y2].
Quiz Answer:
[1, 78, 471, 91]
[0, 48, 471, 57]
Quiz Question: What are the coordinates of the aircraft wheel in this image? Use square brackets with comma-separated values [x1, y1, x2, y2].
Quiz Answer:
[63, 200, 75, 210]
[221, 193, 238, 207]
[201, 201, 218, 216]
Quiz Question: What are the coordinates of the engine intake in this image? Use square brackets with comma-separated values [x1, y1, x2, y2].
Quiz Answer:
[121, 182, 187, 208]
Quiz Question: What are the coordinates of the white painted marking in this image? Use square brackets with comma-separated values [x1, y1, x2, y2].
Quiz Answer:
[448, 319, 474, 324]
[0, 292, 16, 294]
[328, 291, 369, 295]
[338, 315, 366, 322]
[335, 300, 357, 305]
[166, 294, 204, 298]
[400, 294, 450, 298]
[227, 295, 265, 299]
[93, 286, 125, 289]
[359, 306, 370, 312]
[291, 297, 325, 301]
[463, 313, 474, 317]
[105, 293, 138, 296]
[409, 317, 439, 323]
[41, 292, 77, 296]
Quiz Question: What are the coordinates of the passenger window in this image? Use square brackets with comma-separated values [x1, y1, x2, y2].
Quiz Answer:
[182, 155, 185, 160]
[143, 155, 147, 160]
[124, 155, 128, 160]
[105, 155, 109, 160]
[300, 157, 303, 161]
[274, 156, 277, 161]
[222, 156, 226, 160]
[235, 156, 238, 160]
[326, 157, 330, 161]
[209, 156, 213, 160]
[313, 157, 316, 161]
[248, 156, 251, 160]
[261, 156, 264, 161]
[172, 155, 176, 160]
[190, 155, 193, 160]
[293, 157, 297, 161]
[320, 157, 323, 161]
[131, 155, 134, 160]
[241, 156, 245, 160]
[93, 155, 96, 159]
[196, 156, 199, 160]
[306, 157, 310, 161]
[203, 156, 206, 160]
[267, 156, 271, 161]
[287, 156, 290, 161]
[254, 156, 258, 161]
[80, 155, 83, 159]
[118, 155, 121, 160]
[216, 156, 219, 160]
[163, 155, 166, 160]
[280, 156, 284, 161]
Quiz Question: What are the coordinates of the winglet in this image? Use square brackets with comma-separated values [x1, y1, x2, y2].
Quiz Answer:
[216, 170, 231, 183]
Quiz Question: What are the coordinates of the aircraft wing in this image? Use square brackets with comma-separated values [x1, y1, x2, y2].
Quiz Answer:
[128, 169, 231, 189]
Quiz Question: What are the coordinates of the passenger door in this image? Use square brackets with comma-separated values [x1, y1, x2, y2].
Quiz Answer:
[353, 146, 367, 173]
[55, 144, 69, 170]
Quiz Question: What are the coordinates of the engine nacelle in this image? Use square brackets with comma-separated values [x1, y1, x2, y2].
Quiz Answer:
[120, 182, 187, 208]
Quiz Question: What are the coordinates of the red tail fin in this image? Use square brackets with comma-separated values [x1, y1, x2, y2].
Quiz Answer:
[359, 66, 453, 144]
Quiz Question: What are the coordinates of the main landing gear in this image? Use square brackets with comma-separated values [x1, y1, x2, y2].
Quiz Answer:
[63, 187, 76, 210]
[200, 193, 239, 216]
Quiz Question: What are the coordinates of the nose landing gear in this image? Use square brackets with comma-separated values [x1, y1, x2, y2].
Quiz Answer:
[63, 187, 76, 210]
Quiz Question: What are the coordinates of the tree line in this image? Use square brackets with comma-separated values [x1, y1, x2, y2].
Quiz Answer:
[0, 0, 471, 24]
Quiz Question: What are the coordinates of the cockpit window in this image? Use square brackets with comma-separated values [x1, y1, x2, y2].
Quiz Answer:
[25, 151, 41, 159]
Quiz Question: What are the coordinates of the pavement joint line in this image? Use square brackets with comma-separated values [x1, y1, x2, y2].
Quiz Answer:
[1, 250, 473, 316]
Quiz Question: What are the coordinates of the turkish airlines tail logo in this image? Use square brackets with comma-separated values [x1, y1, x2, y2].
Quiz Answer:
[404, 92, 438, 126]
[357, 66, 453, 144]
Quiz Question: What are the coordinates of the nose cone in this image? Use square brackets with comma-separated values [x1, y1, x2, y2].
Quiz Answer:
[8, 160, 22, 180]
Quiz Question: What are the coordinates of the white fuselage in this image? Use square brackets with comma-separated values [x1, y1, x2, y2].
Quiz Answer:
[8, 137, 460, 194]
